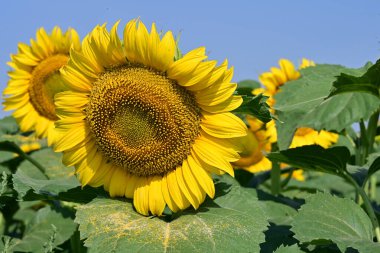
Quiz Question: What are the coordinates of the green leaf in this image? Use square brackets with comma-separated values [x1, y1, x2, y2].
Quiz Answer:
[234, 94, 272, 123]
[273, 64, 379, 149]
[291, 192, 380, 252]
[0, 135, 44, 163]
[9, 206, 76, 252]
[367, 155, 380, 180]
[76, 176, 269, 253]
[237, 79, 261, 95]
[300, 92, 380, 132]
[274, 244, 303, 253]
[329, 60, 380, 97]
[267, 145, 350, 175]
[0, 116, 19, 135]
[261, 224, 298, 253]
[12, 148, 80, 198]
[275, 64, 366, 112]
[282, 171, 355, 200]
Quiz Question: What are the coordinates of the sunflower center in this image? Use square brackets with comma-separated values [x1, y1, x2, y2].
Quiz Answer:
[295, 127, 314, 136]
[86, 64, 201, 177]
[28, 54, 69, 120]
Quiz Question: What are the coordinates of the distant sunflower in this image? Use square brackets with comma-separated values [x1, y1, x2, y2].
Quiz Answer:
[259, 58, 315, 94]
[3, 27, 80, 145]
[54, 20, 247, 216]
[235, 58, 337, 181]
[233, 117, 274, 173]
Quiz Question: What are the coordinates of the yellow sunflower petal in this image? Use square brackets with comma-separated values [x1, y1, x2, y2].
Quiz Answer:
[185, 156, 213, 198]
[182, 160, 205, 205]
[200, 95, 243, 113]
[109, 168, 129, 197]
[279, 59, 300, 80]
[175, 165, 200, 209]
[167, 47, 207, 80]
[161, 175, 180, 212]
[192, 137, 235, 176]
[133, 177, 150, 216]
[148, 176, 166, 216]
[201, 112, 247, 138]
[166, 170, 191, 210]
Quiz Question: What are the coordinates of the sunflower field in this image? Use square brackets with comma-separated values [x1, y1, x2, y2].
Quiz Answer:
[0, 18, 380, 253]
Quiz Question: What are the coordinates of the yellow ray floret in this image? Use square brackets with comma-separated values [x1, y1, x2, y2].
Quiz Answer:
[3, 27, 80, 145]
[54, 19, 247, 216]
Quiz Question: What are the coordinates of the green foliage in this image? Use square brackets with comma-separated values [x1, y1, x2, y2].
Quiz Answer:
[267, 145, 350, 175]
[0, 116, 19, 135]
[329, 60, 380, 98]
[291, 192, 380, 252]
[1, 206, 76, 252]
[12, 148, 80, 199]
[76, 176, 269, 253]
[274, 63, 380, 149]
[234, 94, 272, 123]
[237, 79, 261, 95]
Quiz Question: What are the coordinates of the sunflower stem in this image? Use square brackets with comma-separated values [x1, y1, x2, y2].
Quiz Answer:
[343, 172, 380, 242]
[359, 119, 369, 166]
[270, 161, 281, 195]
[367, 110, 379, 154]
[17, 147, 48, 179]
[281, 168, 294, 188]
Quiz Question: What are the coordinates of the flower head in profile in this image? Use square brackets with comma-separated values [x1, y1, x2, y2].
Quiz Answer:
[54, 20, 247, 216]
[235, 58, 337, 181]
[3, 27, 80, 145]
[259, 58, 315, 94]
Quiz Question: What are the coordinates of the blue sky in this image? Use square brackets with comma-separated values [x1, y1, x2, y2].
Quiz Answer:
[1, 0, 379, 118]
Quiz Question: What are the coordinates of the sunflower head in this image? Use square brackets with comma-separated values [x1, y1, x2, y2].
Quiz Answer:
[3, 27, 80, 145]
[54, 20, 247, 216]
[233, 117, 275, 173]
[236, 58, 333, 181]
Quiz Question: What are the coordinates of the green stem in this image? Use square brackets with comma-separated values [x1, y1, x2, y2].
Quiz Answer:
[281, 168, 294, 188]
[271, 161, 281, 195]
[8, 141, 49, 179]
[344, 172, 380, 242]
[359, 120, 369, 166]
[369, 176, 377, 200]
[19, 152, 48, 178]
[367, 110, 379, 154]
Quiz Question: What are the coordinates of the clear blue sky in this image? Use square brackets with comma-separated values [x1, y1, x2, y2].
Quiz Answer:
[1, 0, 379, 118]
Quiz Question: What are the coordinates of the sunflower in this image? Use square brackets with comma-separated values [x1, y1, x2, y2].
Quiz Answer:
[2, 27, 80, 145]
[235, 58, 337, 181]
[259, 58, 315, 94]
[233, 117, 275, 173]
[53, 20, 247, 216]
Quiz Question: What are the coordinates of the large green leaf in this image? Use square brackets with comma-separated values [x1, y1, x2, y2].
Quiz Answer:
[9, 206, 76, 252]
[273, 64, 379, 149]
[300, 92, 380, 132]
[329, 60, 380, 97]
[267, 145, 350, 175]
[76, 176, 269, 253]
[274, 64, 367, 112]
[291, 192, 380, 252]
[12, 148, 80, 198]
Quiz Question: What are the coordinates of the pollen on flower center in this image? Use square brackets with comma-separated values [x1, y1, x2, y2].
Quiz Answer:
[28, 54, 69, 120]
[86, 64, 202, 177]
